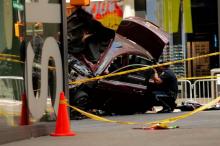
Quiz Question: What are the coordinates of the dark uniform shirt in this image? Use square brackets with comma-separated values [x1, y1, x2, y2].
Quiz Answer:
[157, 68, 178, 96]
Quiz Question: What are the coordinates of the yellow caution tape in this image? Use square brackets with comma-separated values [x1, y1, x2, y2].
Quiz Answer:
[151, 96, 220, 125]
[0, 53, 20, 58]
[0, 57, 23, 64]
[178, 75, 218, 80]
[0, 56, 56, 71]
[148, 123, 170, 129]
[66, 96, 220, 126]
[0, 110, 20, 117]
[69, 52, 220, 85]
[60, 99, 68, 104]
[67, 103, 140, 125]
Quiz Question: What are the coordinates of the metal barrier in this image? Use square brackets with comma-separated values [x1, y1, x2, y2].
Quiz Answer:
[0, 76, 24, 100]
[176, 80, 193, 105]
[193, 79, 218, 104]
[177, 78, 220, 105]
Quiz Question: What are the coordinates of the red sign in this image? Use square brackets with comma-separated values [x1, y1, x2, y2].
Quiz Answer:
[85, 1, 123, 30]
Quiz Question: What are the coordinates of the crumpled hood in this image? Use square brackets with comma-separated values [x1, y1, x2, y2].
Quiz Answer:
[116, 17, 169, 61]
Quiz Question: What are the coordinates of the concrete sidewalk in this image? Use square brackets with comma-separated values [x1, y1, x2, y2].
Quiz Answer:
[2, 110, 220, 146]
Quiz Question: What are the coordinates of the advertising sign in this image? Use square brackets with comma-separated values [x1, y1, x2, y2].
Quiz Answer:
[25, 0, 63, 120]
[85, 1, 123, 30]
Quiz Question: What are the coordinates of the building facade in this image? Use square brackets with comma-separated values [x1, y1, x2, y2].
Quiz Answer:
[0, 0, 67, 144]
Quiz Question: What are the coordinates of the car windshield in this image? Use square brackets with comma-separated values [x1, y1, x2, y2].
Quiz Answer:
[108, 55, 153, 73]
[111, 64, 148, 74]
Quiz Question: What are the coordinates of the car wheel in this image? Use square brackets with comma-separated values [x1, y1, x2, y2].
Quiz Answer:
[69, 90, 91, 119]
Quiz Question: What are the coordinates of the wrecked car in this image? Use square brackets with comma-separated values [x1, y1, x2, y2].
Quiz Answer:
[67, 8, 169, 115]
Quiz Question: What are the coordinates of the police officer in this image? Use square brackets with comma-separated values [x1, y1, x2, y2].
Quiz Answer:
[148, 64, 178, 113]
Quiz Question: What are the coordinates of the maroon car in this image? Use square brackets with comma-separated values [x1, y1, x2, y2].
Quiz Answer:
[68, 8, 169, 115]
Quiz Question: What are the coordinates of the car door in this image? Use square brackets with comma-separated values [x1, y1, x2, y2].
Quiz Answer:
[96, 55, 154, 97]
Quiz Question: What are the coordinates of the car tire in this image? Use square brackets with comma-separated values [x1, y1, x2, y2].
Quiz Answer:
[70, 90, 91, 119]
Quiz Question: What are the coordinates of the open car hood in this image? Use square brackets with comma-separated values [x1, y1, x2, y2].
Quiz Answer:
[116, 17, 169, 61]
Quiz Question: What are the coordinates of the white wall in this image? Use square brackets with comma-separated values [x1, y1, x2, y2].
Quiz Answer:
[123, 0, 135, 18]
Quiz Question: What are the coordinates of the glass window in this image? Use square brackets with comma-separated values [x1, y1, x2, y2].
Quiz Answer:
[0, 0, 25, 128]
[25, 0, 62, 122]
[107, 55, 154, 85]
[0, 0, 24, 76]
[0, 0, 63, 128]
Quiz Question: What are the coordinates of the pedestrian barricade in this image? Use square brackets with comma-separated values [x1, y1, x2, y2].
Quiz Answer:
[193, 79, 218, 104]
[177, 80, 193, 105]
[0, 76, 24, 100]
[177, 78, 220, 105]
[0, 76, 25, 125]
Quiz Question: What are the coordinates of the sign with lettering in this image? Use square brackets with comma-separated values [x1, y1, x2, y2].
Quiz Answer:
[85, 1, 123, 30]
[26, 37, 63, 120]
[25, 0, 63, 120]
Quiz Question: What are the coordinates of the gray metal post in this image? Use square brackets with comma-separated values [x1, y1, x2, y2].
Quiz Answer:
[218, 0, 220, 66]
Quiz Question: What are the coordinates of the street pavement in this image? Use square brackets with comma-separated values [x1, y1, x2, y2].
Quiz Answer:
[1, 110, 220, 146]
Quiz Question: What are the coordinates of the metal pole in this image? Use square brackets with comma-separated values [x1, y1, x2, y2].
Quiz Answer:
[60, 0, 69, 99]
[218, 0, 220, 67]
[181, 0, 186, 77]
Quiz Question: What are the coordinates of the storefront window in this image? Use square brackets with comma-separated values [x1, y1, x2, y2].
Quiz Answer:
[25, 0, 62, 122]
[0, 0, 63, 128]
[0, 0, 25, 128]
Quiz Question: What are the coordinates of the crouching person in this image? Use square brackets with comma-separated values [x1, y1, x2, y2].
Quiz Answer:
[147, 63, 178, 113]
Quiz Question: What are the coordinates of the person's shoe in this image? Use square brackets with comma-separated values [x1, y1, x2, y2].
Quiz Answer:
[157, 108, 173, 113]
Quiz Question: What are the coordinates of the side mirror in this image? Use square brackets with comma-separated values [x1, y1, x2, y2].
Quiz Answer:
[70, 0, 90, 6]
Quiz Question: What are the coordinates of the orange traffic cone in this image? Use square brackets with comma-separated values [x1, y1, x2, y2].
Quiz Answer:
[20, 93, 30, 125]
[50, 92, 76, 136]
